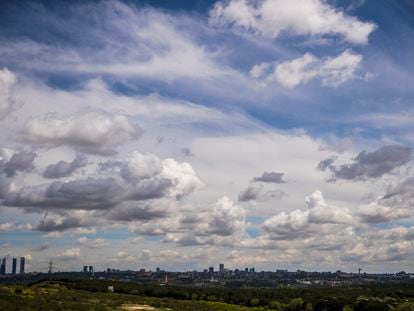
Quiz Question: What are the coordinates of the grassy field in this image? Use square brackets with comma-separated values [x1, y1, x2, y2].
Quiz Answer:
[0, 281, 266, 311]
[1, 280, 414, 310]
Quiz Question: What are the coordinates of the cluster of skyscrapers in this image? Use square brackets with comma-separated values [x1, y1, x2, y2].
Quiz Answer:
[0, 257, 25, 275]
[207, 264, 256, 274]
[208, 263, 226, 273]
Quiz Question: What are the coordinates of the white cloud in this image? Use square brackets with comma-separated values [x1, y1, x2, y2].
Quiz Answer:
[0, 2, 236, 83]
[121, 152, 162, 181]
[252, 50, 363, 88]
[210, 0, 376, 44]
[0, 68, 17, 119]
[160, 158, 204, 199]
[262, 209, 310, 239]
[118, 151, 204, 200]
[3, 147, 203, 227]
[0, 31, 412, 271]
[306, 190, 354, 224]
[20, 113, 142, 155]
[342, 242, 371, 261]
[319, 50, 363, 86]
[273, 53, 319, 88]
[36, 211, 96, 232]
[58, 247, 81, 260]
[73, 228, 97, 235]
[262, 190, 354, 239]
[207, 196, 246, 236]
[108, 251, 137, 262]
[358, 202, 411, 224]
[370, 226, 414, 241]
[77, 237, 109, 249]
[129, 196, 247, 246]
[0, 222, 33, 232]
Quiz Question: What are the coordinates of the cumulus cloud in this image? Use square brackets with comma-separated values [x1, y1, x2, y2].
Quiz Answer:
[30, 244, 50, 252]
[239, 181, 285, 202]
[343, 228, 414, 263]
[251, 171, 285, 183]
[341, 242, 371, 262]
[130, 197, 247, 246]
[207, 196, 246, 236]
[262, 190, 354, 240]
[5, 165, 197, 214]
[126, 178, 173, 201]
[0, 176, 11, 199]
[20, 113, 142, 155]
[137, 248, 199, 262]
[43, 155, 87, 179]
[108, 251, 137, 262]
[0, 68, 17, 119]
[3, 150, 202, 237]
[77, 237, 109, 249]
[36, 211, 95, 232]
[4, 178, 124, 211]
[326, 145, 412, 181]
[262, 209, 310, 239]
[306, 191, 354, 224]
[210, 0, 376, 44]
[0, 150, 36, 199]
[371, 226, 414, 242]
[251, 50, 362, 88]
[120, 152, 162, 182]
[58, 247, 81, 261]
[181, 147, 194, 157]
[238, 184, 263, 202]
[317, 156, 337, 171]
[115, 152, 203, 200]
[382, 177, 414, 205]
[74, 227, 97, 235]
[358, 202, 411, 224]
[0, 222, 33, 232]
[159, 158, 204, 199]
[0, 150, 37, 178]
[375, 241, 413, 261]
[104, 202, 168, 221]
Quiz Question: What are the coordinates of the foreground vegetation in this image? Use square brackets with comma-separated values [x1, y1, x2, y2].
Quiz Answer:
[1, 279, 414, 310]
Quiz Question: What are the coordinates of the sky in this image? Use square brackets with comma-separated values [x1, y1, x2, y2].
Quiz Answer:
[0, 0, 414, 274]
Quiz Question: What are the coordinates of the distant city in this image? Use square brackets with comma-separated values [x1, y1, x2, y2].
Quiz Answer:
[1, 260, 413, 287]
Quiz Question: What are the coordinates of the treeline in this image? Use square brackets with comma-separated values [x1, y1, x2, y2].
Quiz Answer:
[50, 278, 414, 310]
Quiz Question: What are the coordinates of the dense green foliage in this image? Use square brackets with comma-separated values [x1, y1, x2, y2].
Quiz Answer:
[1, 279, 414, 310]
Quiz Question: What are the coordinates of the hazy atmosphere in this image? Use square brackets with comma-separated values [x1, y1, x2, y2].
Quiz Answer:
[1, 0, 414, 274]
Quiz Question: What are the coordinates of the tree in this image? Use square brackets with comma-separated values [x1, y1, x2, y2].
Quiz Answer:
[250, 298, 260, 307]
[269, 300, 283, 310]
[354, 300, 390, 311]
[397, 302, 414, 311]
[286, 298, 304, 311]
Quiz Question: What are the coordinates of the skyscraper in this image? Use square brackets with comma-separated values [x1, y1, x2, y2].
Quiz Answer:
[88, 266, 93, 273]
[219, 263, 224, 273]
[12, 258, 17, 274]
[0, 258, 6, 275]
[83, 266, 88, 273]
[20, 257, 25, 274]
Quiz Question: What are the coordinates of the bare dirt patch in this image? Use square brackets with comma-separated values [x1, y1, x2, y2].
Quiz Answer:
[120, 304, 159, 310]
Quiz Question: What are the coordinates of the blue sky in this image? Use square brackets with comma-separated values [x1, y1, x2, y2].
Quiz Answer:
[0, 0, 414, 273]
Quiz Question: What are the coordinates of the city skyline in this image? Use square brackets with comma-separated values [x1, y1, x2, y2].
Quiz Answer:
[0, 0, 414, 273]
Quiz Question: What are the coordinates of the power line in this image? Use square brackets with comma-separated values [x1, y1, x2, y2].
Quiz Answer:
[48, 259, 53, 274]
